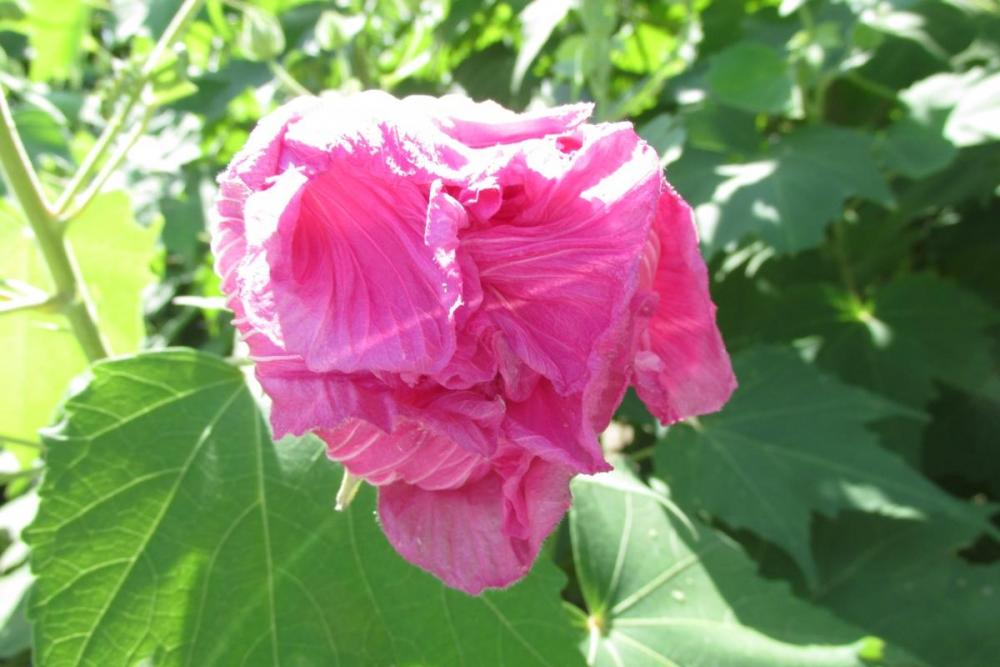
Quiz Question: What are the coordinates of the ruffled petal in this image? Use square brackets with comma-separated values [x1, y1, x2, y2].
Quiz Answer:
[462, 123, 661, 394]
[503, 380, 609, 474]
[403, 95, 594, 148]
[256, 361, 399, 437]
[254, 163, 464, 374]
[632, 185, 737, 423]
[282, 91, 472, 182]
[259, 351, 504, 455]
[377, 455, 573, 594]
[321, 419, 490, 491]
[212, 97, 319, 306]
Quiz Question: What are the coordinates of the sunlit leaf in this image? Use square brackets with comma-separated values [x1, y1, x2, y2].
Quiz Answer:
[0, 193, 158, 457]
[22, 0, 89, 82]
[655, 346, 991, 585]
[707, 41, 797, 115]
[568, 466, 903, 667]
[671, 125, 892, 255]
[27, 350, 584, 666]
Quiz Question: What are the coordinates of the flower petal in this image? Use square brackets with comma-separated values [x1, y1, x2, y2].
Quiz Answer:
[504, 380, 609, 474]
[321, 419, 490, 491]
[377, 454, 573, 594]
[405, 95, 594, 147]
[254, 164, 464, 374]
[463, 123, 661, 394]
[212, 97, 319, 306]
[632, 185, 737, 423]
[260, 356, 504, 458]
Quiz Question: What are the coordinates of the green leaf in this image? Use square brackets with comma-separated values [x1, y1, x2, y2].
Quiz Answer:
[12, 104, 71, 165]
[923, 387, 1000, 497]
[879, 115, 957, 178]
[512, 0, 573, 91]
[22, 0, 90, 82]
[638, 114, 685, 167]
[655, 346, 992, 585]
[707, 41, 796, 115]
[26, 350, 584, 667]
[0, 193, 159, 456]
[611, 23, 675, 75]
[792, 275, 1000, 409]
[813, 514, 1000, 667]
[568, 466, 892, 667]
[902, 68, 1000, 147]
[945, 69, 1000, 146]
[0, 565, 31, 659]
[68, 192, 160, 354]
[671, 126, 892, 255]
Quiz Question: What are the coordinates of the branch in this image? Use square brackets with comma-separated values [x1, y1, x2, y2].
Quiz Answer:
[0, 88, 109, 360]
[54, 0, 206, 218]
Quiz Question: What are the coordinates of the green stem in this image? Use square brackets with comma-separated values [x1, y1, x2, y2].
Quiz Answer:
[54, 0, 205, 217]
[843, 71, 898, 102]
[60, 106, 154, 222]
[1, 467, 42, 485]
[0, 293, 58, 315]
[0, 433, 46, 450]
[831, 217, 859, 297]
[269, 61, 312, 97]
[0, 89, 109, 361]
[627, 445, 656, 462]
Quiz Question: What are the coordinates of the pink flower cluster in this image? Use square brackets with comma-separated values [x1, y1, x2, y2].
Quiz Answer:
[212, 91, 735, 594]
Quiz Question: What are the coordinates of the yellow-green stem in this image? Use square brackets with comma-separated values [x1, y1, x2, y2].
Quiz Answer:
[54, 0, 206, 218]
[0, 89, 109, 361]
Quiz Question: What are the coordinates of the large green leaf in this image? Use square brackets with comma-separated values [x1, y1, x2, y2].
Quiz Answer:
[568, 466, 902, 667]
[0, 193, 157, 456]
[671, 126, 892, 256]
[654, 347, 992, 585]
[707, 41, 796, 115]
[26, 349, 584, 667]
[775, 275, 1000, 409]
[812, 514, 1000, 667]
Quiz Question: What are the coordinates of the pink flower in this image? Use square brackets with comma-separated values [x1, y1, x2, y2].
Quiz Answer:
[212, 91, 736, 594]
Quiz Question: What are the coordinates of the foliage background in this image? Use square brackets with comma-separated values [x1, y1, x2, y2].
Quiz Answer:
[1, 0, 998, 665]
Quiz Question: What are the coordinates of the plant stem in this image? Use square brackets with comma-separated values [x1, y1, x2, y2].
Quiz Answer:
[269, 61, 313, 97]
[0, 89, 109, 361]
[60, 106, 154, 222]
[831, 217, 859, 297]
[54, 0, 205, 218]
[0, 433, 46, 450]
[0, 293, 58, 315]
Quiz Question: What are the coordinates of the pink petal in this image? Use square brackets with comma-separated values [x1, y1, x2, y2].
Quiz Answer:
[321, 419, 490, 491]
[462, 123, 661, 394]
[404, 95, 594, 147]
[258, 165, 464, 374]
[282, 91, 472, 181]
[212, 97, 319, 306]
[377, 453, 573, 594]
[504, 380, 609, 474]
[632, 185, 737, 423]
[256, 361, 399, 437]
[259, 355, 504, 458]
